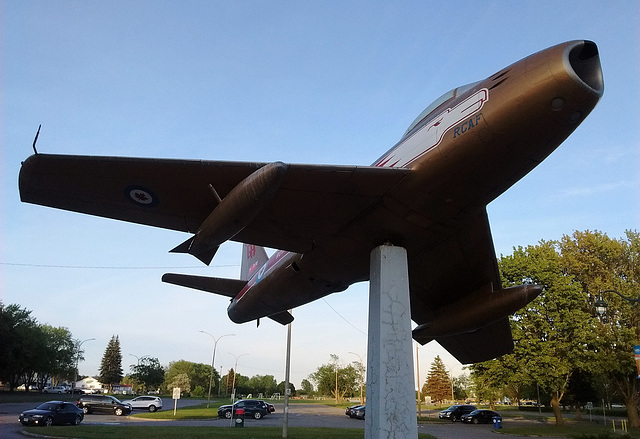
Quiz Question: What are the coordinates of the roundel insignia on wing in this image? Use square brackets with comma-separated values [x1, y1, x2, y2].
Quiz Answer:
[125, 186, 158, 206]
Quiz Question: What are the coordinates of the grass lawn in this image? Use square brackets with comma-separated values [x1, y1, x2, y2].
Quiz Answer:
[499, 424, 639, 438]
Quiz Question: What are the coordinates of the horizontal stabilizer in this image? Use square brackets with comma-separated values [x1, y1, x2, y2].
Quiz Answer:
[162, 273, 246, 298]
[170, 237, 219, 265]
[267, 310, 294, 325]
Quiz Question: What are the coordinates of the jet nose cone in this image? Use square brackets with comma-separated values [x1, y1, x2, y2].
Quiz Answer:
[564, 40, 604, 97]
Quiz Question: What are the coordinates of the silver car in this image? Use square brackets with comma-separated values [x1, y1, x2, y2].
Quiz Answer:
[121, 395, 163, 412]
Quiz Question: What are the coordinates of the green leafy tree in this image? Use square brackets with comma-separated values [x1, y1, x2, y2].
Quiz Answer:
[560, 230, 640, 426]
[41, 325, 76, 384]
[130, 357, 165, 393]
[452, 373, 471, 401]
[99, 335, 123, 391]
[220, 368, 249, 395]
[299, 378, 314, 395]
[0, 303, 75, 391]
[245, 374, 278, 396]
[277, 380, 297, 396]
[0, 303, 41, 390]
[163, 360, 217, 394]
[308, 354, 359, 401]
[422, 356, 451, 403]
[498, 240, 593, 426]
[170, 373, 191, 395]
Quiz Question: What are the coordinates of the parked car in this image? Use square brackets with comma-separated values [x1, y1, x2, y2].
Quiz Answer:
[217, 399, 270, 419]
[42, 386, 67, 394]
[42, 386, 69, 394]
[19, 401, 84, 426]
[353, 405, 366, 420]
[261, 400, 275, 413]
[345, 404, 364, 418]
[69, 387, 85, 394]
[76, 395, 132, 416]
[438, 404, 477, 422]
[461, 409, 502, 424]
[121, 395, 163, 412]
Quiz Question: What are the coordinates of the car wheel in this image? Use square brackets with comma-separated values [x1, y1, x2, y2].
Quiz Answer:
[253, 412, 262, 420]
[473, 418, 479, 424]
[224, 410, 232, 419]
[44, 416, 53, 426]
[451, 416, 457, 422]
[82, 406, 90, 414]
[115, 407, 124, 416]
[72, 414, 82, 425]
[148, 405, 157, 412]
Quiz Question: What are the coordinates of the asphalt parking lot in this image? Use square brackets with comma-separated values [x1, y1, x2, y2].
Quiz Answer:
[0, 400, 534, 439]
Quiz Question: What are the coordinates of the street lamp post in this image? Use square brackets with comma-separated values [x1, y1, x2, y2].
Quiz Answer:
[595, 289, 640, 317]
[228, 352, 248, 427]
[129, 354, 149, 393]
[199, 331, 235, 408]
[349, 351, 365, 405]
[73, 338, 95, 392]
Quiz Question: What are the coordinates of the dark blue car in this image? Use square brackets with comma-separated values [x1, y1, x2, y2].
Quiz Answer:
[461, 409, 502, 424]
[19, 401, 84, 426]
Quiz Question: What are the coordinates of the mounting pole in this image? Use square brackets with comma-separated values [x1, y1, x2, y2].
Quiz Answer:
[365, 244, 418, 439]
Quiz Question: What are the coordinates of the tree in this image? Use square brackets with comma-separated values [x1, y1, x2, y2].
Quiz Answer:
[299, 379, 314, 396]
[170, 373, 191, 395]
[163, 360, 218, 395]
[422, 356, 451, 403]
[308, 354, 359, 401]
[0, 303, 41, 390]
[245, 374, 278, 396]
[0, 303, 75, 391]
[498, 240, 594, 426]
[99, 335, 123, 391]
[130, 357, 165, 393]
[560, 230, 640, 426]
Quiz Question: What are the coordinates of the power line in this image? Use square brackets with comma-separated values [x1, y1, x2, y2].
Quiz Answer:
[323, 298, 367, 336]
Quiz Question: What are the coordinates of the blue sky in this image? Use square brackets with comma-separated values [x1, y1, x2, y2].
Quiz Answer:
[2, 1, 638, 389]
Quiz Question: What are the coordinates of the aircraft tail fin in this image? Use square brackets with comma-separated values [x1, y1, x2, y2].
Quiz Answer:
[162, 273, 245, 298]
[170, 237, 219, 266]
[240, 243, 269, 281]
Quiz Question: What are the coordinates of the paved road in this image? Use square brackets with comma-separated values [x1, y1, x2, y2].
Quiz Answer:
[0, 400, 548, 439]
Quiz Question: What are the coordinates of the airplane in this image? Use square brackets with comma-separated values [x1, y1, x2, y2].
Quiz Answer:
[19, 40, 603, 364]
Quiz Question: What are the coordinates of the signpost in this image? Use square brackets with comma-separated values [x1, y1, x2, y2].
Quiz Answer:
[173, 387, 181, 416]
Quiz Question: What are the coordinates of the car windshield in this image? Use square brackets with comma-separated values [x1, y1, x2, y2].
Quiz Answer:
[35, 402, 58, 410]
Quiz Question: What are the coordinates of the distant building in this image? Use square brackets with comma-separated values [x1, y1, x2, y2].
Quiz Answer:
[75, 377, 103, 393]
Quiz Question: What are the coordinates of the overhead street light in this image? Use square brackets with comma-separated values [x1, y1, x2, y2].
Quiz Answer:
[73, 338, 95, 392]
[595, 289, 640, 317]
[349, 351, 366, 405]
[199, 331, 235, 408]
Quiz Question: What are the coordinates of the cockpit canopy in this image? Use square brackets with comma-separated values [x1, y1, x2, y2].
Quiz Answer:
[403, 81, 481, 139]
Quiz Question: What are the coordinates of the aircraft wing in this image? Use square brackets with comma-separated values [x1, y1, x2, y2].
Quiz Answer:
[19, 154, 410, 253]
[435, 318, 513, 364]
[408, 209, 514, 364]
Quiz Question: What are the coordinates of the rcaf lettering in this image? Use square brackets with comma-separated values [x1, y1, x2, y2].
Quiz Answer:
[453, 114, 482, 138]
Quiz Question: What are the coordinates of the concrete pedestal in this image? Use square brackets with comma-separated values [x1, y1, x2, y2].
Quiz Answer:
[365, 244, 418, 439]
